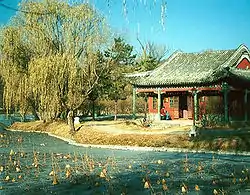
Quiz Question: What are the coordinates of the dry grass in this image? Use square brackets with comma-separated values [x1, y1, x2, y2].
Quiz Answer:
[9, 120, 250, 152]
[10, 120, 191, 148]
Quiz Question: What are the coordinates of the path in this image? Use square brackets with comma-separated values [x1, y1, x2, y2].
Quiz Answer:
[84, 120, 191, 135]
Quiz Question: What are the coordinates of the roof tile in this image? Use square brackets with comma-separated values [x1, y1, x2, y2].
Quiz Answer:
[131, 45, 250, 87]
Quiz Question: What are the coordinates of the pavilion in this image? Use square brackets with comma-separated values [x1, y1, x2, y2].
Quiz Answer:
[129, 44, 250, 127]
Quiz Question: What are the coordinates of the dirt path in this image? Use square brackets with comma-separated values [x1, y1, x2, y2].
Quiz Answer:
[84, 120, 191, 135]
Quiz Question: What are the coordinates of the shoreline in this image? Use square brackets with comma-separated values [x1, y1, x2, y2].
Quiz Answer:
[6, 128, 250, 156]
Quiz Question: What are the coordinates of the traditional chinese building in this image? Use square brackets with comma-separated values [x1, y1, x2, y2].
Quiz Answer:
[129, 44, 250, 125]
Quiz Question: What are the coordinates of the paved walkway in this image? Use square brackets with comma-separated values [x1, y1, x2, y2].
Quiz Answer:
[152, 119, 193, 127]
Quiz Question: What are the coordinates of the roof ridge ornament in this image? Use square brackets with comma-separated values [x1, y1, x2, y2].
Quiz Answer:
[222, 44, 250, 68]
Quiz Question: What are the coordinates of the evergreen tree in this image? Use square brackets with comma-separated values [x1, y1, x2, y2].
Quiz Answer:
[104, 37, 136, 120]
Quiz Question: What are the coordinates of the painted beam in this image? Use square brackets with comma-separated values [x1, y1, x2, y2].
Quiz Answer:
[137, 86, 222, 93]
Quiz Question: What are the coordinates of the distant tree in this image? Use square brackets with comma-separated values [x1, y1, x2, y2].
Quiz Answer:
[0, 0, 110, 132]
[136, 38, 169, 71]
[87, 50, 109, 120]
[104, 37, 136, 120]
[146, 41, 169, 63]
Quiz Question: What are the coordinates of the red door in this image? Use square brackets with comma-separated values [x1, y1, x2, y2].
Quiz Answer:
[173, 96, 179, 119]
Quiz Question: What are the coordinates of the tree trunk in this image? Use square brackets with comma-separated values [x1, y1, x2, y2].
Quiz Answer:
[32, 110, 40, 120]
[29, 101, 40, 120]
[144, 94, 147, 120]
[92, 100, 95, 121]
[114, 100, 118, 121]
[20, 112, 25, 122]
[67, 110, 75, 133]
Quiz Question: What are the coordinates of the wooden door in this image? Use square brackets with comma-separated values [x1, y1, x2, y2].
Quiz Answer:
[173, 96, 179, 119]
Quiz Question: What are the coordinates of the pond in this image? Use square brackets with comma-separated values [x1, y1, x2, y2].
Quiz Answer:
[0, 128, 250, 195]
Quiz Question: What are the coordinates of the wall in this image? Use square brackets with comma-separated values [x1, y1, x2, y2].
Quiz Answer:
[236, 58, 250, 69]
[148, 94, 194, 120]
[148, 96, 157, 113]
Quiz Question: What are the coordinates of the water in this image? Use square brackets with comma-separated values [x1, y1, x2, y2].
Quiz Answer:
[0, 130, 249, 195]
[0, 111, 250, 195]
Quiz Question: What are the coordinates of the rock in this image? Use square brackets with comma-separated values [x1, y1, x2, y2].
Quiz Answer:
[74, 117, 80, 125]
[189, 126, 198, 137]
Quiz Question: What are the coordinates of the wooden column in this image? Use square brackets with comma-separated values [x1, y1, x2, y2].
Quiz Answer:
[132, 87, 136, 119]
[222, 82, 229, 124]
[144, 94, 148, 119]
[189, 90, 199, 137]
[244, 89, 248, 122]
[157, 88, 161, 120]
[191, 90, 199, 126]
[194, 91, 199, 121]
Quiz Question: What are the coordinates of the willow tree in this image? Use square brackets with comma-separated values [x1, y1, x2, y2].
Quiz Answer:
[0, 0, 110, 132]
[0, 26, 32, 120]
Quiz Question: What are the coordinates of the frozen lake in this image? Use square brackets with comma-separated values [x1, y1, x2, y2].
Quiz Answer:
[0, 128, 250, 195]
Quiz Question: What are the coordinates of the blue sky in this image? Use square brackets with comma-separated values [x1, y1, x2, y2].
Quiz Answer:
[1, 0, 250, 53]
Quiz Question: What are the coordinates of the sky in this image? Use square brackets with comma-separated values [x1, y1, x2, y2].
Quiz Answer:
[0, 0, 250, 54]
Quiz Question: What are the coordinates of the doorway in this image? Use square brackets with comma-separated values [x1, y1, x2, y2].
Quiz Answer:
[179, 95, 188, 118]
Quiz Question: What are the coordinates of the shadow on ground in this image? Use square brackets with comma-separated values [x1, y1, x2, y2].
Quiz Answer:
[79, 114, 143, 122]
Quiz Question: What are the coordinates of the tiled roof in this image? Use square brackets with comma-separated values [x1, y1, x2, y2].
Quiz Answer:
[131, 44, 250, 87]
[228, 68, 250, 81]
[126, 70, 152, 78]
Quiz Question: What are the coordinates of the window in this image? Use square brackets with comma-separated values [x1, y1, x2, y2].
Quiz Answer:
[169, 97, 174, 108]
[164, 97, 168, 103]
[153, 97, 158, 109]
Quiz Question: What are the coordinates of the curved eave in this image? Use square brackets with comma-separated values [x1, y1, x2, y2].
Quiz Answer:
[132, 70, 227, 88]
[130, 44, 250, 89]
[226, 69, 250, 87]
[133, 80, 223, 89]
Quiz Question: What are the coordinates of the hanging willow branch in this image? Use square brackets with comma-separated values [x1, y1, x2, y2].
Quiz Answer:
[0, 0, 110, 121]
[161, 0, 167, 31]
